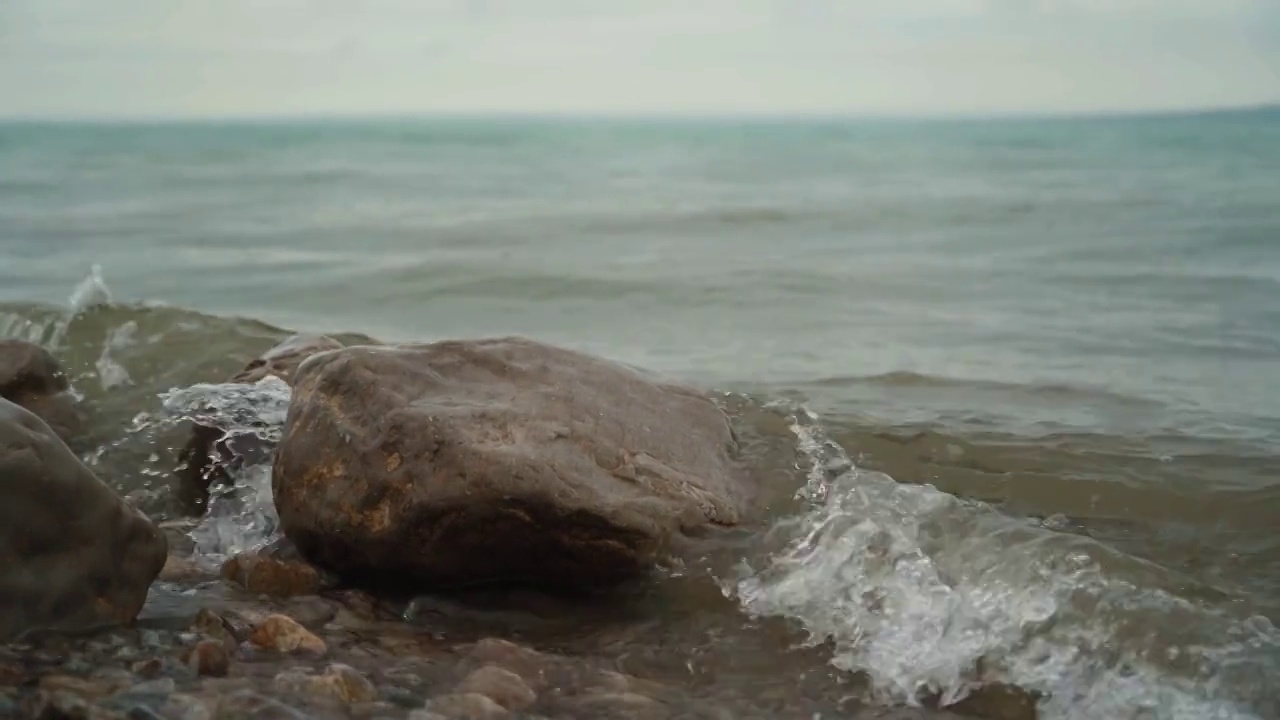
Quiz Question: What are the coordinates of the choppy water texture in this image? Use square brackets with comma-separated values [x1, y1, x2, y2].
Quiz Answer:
[2, 109, 1279, 719]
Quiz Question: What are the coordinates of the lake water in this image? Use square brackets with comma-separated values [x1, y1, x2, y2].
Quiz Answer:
[2, 109, 1278, 719]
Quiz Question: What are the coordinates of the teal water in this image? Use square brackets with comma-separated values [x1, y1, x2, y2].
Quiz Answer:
[2, 109, 1279, 719]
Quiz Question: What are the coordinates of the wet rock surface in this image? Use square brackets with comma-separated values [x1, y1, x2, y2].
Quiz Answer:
[177, 334, 346, 514]
[0, 339, 84, 446]
[221, 548, 327, 599]
[273, 337, 754, 592]
[0, 398, 168, 642]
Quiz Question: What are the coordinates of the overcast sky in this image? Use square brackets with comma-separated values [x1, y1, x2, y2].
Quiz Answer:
[2, 0, 1277, 119]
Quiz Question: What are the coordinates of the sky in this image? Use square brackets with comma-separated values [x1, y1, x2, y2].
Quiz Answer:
[1, 0, 1278, 119]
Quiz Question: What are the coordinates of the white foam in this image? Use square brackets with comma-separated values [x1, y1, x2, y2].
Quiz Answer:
[727, 407, 1279, 720]
[68, 263, 112, 313]
[95, 321, 138, 390]
[157, 375, 293, 565]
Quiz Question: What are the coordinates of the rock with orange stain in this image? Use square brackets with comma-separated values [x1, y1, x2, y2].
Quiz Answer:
[272, 337, 753, 592]
[0, 398, 167, 642]
[247, 614, 327, 656]
[176, 333, 347, 514]
[221, 549, 324, 598]
[0, 339, 84, 446]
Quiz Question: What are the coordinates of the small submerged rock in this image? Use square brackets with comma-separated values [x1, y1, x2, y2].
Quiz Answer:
[161, 693, 213, 720]
[273, 663, 377, 704]
[37, 674, 115, 698]
[424, 693, 511, 720]
[159, 554, 212, 584]
[190, 609, 241, 653]
[221, 551, 323, 598]
[183, 640, 231, 678]
[0, 399, 168, 641]
[20, 689, 98, 719]
[453, 666, 536, 713]
[247, 614, 327, 656]
[213, 690, 311, 720]
[560, 691, 668, 720]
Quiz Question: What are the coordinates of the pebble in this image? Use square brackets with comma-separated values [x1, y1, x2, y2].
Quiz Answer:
[61, 657, 95, 675]
[22, 689, 94, 718]
[349, 700, 398, 718]
[130, 658, 164, 679]
[221, 553, 322, 598]
[95, 667, 140, 692]
[114, 646, 141, 661]
[126, 705, 166, 720]
[158, 554, 209, 583]
[454, 665, 536, 712]
[279, 596, 339, 627]
[38, 673, 112, 698]
[595, 670, 633, 693]
[184, 640, 231, 677]
[214, 690, 311, 720]
[379, 685, 425, 708]
[128, 677, 177, 696]
[273, 663, 377, 704]
[247, 614, 327, 656]
[162, 694, 213, 720]
[563, 691, 667, 720]
[140, 631, 166, 649]
[190, 609, 240, 652]
[465, 638, 546, 686]
[426, 692, 511, 720]
[199, 677, 254, 692]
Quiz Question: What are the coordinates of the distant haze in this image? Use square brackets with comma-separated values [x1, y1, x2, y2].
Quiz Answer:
[2, 0, 1278, 119]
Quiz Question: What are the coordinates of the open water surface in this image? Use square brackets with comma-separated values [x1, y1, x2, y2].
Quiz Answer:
[2, 109, 1279, 719]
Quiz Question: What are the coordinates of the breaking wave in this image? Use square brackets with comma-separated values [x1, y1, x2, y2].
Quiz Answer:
[727, 407, 1280, 719]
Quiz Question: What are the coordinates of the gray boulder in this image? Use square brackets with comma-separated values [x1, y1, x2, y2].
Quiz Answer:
[0, 338, 84, 445]
[272, 337, 750, 591]
[0, 398, 167, 640]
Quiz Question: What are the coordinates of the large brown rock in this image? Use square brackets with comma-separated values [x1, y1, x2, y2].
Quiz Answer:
[177, 334, 344, 514]
[0, 398, 168, 641]
[273, 337, 749, 592]
[0, 339, 84, 445]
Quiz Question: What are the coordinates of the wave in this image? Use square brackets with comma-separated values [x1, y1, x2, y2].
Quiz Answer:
[0, 268, 375, 524]
[727, 407, 1280, 720]
[804, 370, 1166, 407]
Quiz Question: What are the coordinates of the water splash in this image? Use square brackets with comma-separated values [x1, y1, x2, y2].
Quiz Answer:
[157, 375, 293, 566]
[95, 321, 137, 390]
[69, 263, 113, 313]
[727, 406, 1280, 720]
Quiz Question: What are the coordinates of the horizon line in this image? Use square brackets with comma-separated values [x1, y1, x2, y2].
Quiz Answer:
[1, 101, 1277, 126]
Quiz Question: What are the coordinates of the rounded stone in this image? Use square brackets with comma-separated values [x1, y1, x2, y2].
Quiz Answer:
[272, 338, 753, 592]
[247, 614, 326, 656]
[454, 666, 536, 712]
